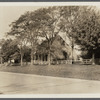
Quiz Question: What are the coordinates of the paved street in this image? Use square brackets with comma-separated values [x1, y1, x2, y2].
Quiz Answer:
[1, 72, 100, 94]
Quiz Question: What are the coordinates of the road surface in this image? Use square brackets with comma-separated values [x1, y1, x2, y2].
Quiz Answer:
[0, 71, 100, 94]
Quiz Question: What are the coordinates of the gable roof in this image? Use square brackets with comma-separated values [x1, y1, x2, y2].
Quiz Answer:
[36, 34, 80, 60]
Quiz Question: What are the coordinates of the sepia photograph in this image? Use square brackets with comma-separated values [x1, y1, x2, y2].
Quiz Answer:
[0, 2, 100, 97]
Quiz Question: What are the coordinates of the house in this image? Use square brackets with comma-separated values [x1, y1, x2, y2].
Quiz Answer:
[33, 34, 81, 64]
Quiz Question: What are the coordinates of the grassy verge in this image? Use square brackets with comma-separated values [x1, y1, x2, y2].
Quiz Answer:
[0, 64, 100, 81]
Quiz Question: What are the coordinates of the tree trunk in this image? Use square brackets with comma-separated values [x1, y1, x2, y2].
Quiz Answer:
[31, 53, 33, 66]
[72, 45, 74, 64]
[20, 46, 23, 67]
[20, 53, 23, 66]
[0, 57, 2, 64]
[92, 53, 95, 65]
[40, 54, 41, 65]
[33, 54, 35, 64]
[48, 49, 51, 65]
[31, 49, 33, 66]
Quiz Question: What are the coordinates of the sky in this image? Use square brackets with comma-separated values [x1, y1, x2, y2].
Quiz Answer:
[0, 5, 100, 39]
[0, 6, 43, 39]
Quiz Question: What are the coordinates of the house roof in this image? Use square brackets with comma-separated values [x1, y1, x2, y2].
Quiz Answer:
[36, 34, 80, 60]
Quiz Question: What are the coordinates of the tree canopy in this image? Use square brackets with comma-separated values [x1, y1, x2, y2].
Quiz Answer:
[70, 7, 100, 59]
[5, 6, 100, 65]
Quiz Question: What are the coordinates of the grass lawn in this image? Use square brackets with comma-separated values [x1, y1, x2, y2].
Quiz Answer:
[0, 64, 100, 81]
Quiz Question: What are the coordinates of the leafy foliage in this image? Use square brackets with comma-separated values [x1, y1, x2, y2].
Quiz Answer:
[71, 7, 100, 58]
[1, 39, 20, 62]
[6, 6, 100, 65]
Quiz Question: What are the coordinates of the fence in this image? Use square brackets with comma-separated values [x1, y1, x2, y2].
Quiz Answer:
[33, 59, 93, 65]
[33, 60, 76, 65]
[4, 58, 100, 66]
[34, 60, 48, 65]
[81, 59, 92, 65]
[32, 60, 72, 65]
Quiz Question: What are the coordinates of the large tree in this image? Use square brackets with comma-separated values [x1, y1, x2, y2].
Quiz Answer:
[8, 13, 29, 66]
[31, 7, 63, 65]
[58, 6, 81, 63]
[1, 39, 20, 63]
[0, 39, 6, 64]
[8, 11, 41, 66]
[61, 6, 100, 64]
